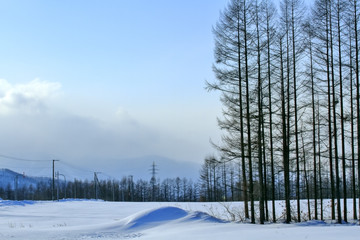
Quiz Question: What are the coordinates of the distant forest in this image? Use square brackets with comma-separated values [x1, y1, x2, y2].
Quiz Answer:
[0, 174, 199, 202]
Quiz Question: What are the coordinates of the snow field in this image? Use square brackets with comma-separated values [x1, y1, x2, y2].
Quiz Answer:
[0, 199, 359, 240]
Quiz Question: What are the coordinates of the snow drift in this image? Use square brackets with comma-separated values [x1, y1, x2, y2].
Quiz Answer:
[124, 206, 226, 230]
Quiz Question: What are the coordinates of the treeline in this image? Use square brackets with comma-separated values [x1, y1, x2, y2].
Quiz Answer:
[0, 176, 199, 202]
[206, 0, 360, 224]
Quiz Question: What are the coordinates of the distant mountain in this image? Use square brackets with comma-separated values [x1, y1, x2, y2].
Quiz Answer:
[0, 169, 50, 190]
[0, 155, 201, 188]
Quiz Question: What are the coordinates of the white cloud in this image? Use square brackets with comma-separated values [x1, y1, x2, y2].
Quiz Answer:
[116, 106, 134, 121]
[0, 79, 219, 179]
[0, 79, 12, 95]
[0, 78, 61, 115]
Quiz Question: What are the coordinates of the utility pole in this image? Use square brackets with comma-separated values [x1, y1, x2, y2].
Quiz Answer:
[52, 160, 59, 201]
[94, 172, 101, 200]
[58, 173, 66, 199]
[129, 175, 133, 201]
[56, 171, 59, 200]
[14, 175, 19, 201]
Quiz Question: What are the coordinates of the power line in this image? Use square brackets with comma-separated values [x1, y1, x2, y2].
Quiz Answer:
[58, 160, 118, 180]
[0, 153, 119, 181]
[57, 160, 93, 174]
[0, 153, 50, 162]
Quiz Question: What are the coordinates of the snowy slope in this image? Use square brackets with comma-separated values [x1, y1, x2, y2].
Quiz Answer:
[0, 199, 359, 240]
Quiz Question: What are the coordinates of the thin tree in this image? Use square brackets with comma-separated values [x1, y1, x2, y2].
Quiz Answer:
[279, 33, 291, 223]
[329, 0, 342, 223]
[352, 0, 360, 221]
[263, 0, 277, 222]
[348, 13, 358, 219]
[335, 0, 347, 222]
[243, 0, 256, 223]
[255, 0, 265, 224]
[304, 18, 318, 220]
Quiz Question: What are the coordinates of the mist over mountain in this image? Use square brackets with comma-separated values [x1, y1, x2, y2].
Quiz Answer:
[0, 155, 201, 190]
[0, 168, 50, 190]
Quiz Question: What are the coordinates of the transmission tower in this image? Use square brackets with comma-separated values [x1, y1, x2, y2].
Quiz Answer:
[149, 161, 158, 201]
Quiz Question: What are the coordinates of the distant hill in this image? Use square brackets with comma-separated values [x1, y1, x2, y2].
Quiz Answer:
[0, 169, 50, 190]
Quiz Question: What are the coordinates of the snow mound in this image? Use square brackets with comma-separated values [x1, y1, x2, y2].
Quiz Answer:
[125, 206, 188, 229]
[123, 206, 226, 230]
[0, 199, 36, 207]
[297, 220, 326, 226]
[58, 198, 104, 202]
[184, 211, 228, 223]
[296, 220, 358, 226]
[296, 220, 327, 226]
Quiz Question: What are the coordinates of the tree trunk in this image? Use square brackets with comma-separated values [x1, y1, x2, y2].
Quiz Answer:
[353, 0, 360, 221]
[243, 0, 255, 224]
[236, 4, 249, 219]
[280, 35, 291, 223]
[336, 0, 347, 223]
[309, 24, 318, 220]
[290, 0, 301, 222]
[329, 2, 342, 223]
[349, 18, 357, 219]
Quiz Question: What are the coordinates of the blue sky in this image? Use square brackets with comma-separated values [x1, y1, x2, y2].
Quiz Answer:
[0, 0, 228, 178]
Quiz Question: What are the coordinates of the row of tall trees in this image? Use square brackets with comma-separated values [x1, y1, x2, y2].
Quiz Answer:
[207, 0, 360, 224]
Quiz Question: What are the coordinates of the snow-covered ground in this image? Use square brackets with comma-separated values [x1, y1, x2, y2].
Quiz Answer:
[0, 199, 359, 240]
